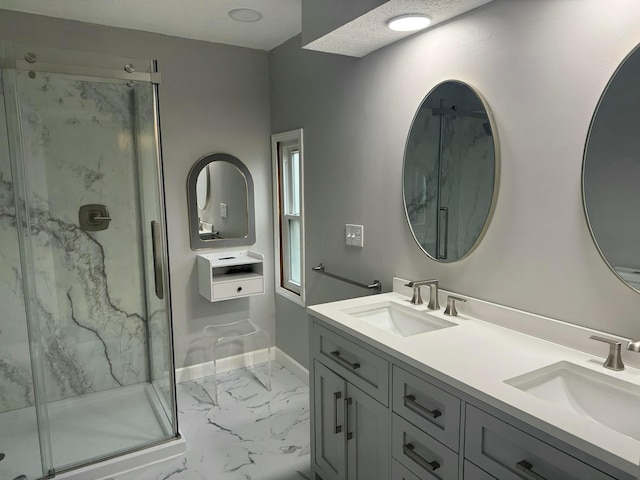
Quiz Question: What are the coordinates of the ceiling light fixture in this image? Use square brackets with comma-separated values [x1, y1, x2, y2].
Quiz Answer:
[386, 14, 432, 32]
[228, 8, 263, 23]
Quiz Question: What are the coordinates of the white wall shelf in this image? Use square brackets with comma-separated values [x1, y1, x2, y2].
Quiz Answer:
[197, 250, 264, 302]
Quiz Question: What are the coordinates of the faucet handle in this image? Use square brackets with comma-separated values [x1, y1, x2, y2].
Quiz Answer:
[590, 335, 624, 371]
[444, 295, 467, 316]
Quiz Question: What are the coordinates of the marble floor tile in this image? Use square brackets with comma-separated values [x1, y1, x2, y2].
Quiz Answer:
[139, 362, 311, 480]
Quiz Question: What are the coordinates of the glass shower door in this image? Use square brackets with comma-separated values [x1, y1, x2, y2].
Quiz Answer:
[0, 66, 51, 480]
[1, 42, 177, 478]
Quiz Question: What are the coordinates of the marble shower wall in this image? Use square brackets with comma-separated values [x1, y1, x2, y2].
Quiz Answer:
[404, 109, 494, 260]
[0, 71, 153, 413]
[439, 115, 495, 260]
[404, 105, 440, 254]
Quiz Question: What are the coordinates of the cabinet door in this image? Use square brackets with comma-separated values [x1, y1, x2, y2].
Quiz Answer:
[346, 383, 390, 480]
[314, 361, 347, 480]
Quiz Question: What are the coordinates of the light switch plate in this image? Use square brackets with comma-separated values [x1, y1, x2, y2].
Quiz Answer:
[220, 203, 228, 218]
[346, 224, 364, 247]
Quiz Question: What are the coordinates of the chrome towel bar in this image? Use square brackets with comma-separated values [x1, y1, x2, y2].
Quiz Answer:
[312, 263, 381, 293]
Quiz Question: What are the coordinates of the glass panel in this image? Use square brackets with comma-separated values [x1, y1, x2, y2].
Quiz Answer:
[133, 81, 176, 432]
[13, 68, 175, 471]
[288, 218, 301, 286]
[282, 145, 300, 216]
[0, 67, 47, 480]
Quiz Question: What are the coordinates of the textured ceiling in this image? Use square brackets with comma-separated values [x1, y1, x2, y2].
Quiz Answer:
[0, 0, 302, 51]
[304, 0, 494, 57]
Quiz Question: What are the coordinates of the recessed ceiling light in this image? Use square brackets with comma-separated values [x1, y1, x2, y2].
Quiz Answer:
[386, 14, 432, 32]
[228, 8, 263, 23]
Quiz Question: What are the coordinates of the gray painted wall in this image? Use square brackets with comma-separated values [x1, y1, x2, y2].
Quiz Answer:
[270, 0, 640, 368]
[0, 9, 274, 370]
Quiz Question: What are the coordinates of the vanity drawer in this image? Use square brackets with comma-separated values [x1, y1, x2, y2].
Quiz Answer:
[463, 461, 497, 480]
[392, 414, 458, 480]
[392, 366, 461, 451]
[314, 323, 389, 405]
[465, 405, 616, 480]
[392, 459, 421, 480]
[211, 277, 264, 300]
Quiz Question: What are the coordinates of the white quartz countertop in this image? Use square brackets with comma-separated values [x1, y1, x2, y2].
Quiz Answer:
[308, 292, 640, 476]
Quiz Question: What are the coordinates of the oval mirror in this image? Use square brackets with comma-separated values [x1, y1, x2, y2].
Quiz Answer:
[403, 80, 499, 262]
[583, 44, 640, 292]
[187, 153, 255, 249]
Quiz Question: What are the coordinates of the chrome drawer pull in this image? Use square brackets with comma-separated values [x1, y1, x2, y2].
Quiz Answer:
[333, 392, 342, 434]
[404, 394, 442, 419]
[330, 351, 361, 370]
[516, 460, 548, 480]
[403, 443, 440, 471]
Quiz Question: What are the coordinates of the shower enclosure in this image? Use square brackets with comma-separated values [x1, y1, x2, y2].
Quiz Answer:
[0, 42, 178, 479]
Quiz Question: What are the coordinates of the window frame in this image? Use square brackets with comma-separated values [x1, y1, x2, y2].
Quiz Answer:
[271, 129, 305, 306]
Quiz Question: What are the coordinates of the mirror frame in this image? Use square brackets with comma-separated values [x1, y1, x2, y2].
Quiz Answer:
[187, 152, 256, 250]
[582, 43, 640, 293]
[402, 79, 500, 262]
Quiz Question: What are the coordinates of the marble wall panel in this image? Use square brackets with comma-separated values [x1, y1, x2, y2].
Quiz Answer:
[404, 108, 494, 261]
[0, 71, 155, 412]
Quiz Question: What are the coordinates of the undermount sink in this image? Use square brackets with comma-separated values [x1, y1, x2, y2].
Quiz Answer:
[506, 361, 640, 441]
[341, 301, 456, 337]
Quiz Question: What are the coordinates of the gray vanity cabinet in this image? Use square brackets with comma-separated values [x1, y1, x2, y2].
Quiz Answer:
[313, 360, 390, 480]
[310, 316, 633, 480]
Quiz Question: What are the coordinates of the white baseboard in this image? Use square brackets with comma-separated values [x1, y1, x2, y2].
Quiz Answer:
[175, 347, 308, 385]
[175, 348, 273, 383]
[275, 348, 309, 385]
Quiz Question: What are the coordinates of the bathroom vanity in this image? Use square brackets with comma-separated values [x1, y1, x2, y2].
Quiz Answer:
[308, 281, 639, 480]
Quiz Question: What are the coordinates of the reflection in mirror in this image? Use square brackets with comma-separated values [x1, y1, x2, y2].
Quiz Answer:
[187, 153, 255, 250]
[583, 43, 640, 292]
[403, 80, 499, 262]
[196, 164, 209, 210]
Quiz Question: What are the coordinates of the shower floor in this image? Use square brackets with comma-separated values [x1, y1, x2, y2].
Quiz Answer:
[0, 384, 171, 480]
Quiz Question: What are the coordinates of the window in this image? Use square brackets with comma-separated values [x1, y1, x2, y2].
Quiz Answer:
[272, 129, 304, 305]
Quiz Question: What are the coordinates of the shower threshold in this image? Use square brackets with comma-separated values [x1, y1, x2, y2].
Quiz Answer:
[0, 384, 185, 480]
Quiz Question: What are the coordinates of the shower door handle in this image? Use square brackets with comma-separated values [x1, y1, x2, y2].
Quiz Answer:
[438, 207, 448, 260]
[151, 221, 164, 300]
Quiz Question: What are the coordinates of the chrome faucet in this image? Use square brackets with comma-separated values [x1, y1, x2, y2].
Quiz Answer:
[590, 335, 625, 371]
[444, 295, 467, 316]
[405, 280, 440, 309]
[627, 339, 640, 353]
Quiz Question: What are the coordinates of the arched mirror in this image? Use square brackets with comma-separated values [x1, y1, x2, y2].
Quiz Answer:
[187, 153, 255, 249]
[403, 80, 499, 262]
[583, 43, 640, 292]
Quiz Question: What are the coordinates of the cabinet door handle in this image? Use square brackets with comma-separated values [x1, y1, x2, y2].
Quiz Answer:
[402, 443, 440, 471]
[330, 351, 361, 370]
[333, 392, 342, 434]
[516, 460, 548, 480]
[404, 394, 442, 419]
[345, 397, 353, 440]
